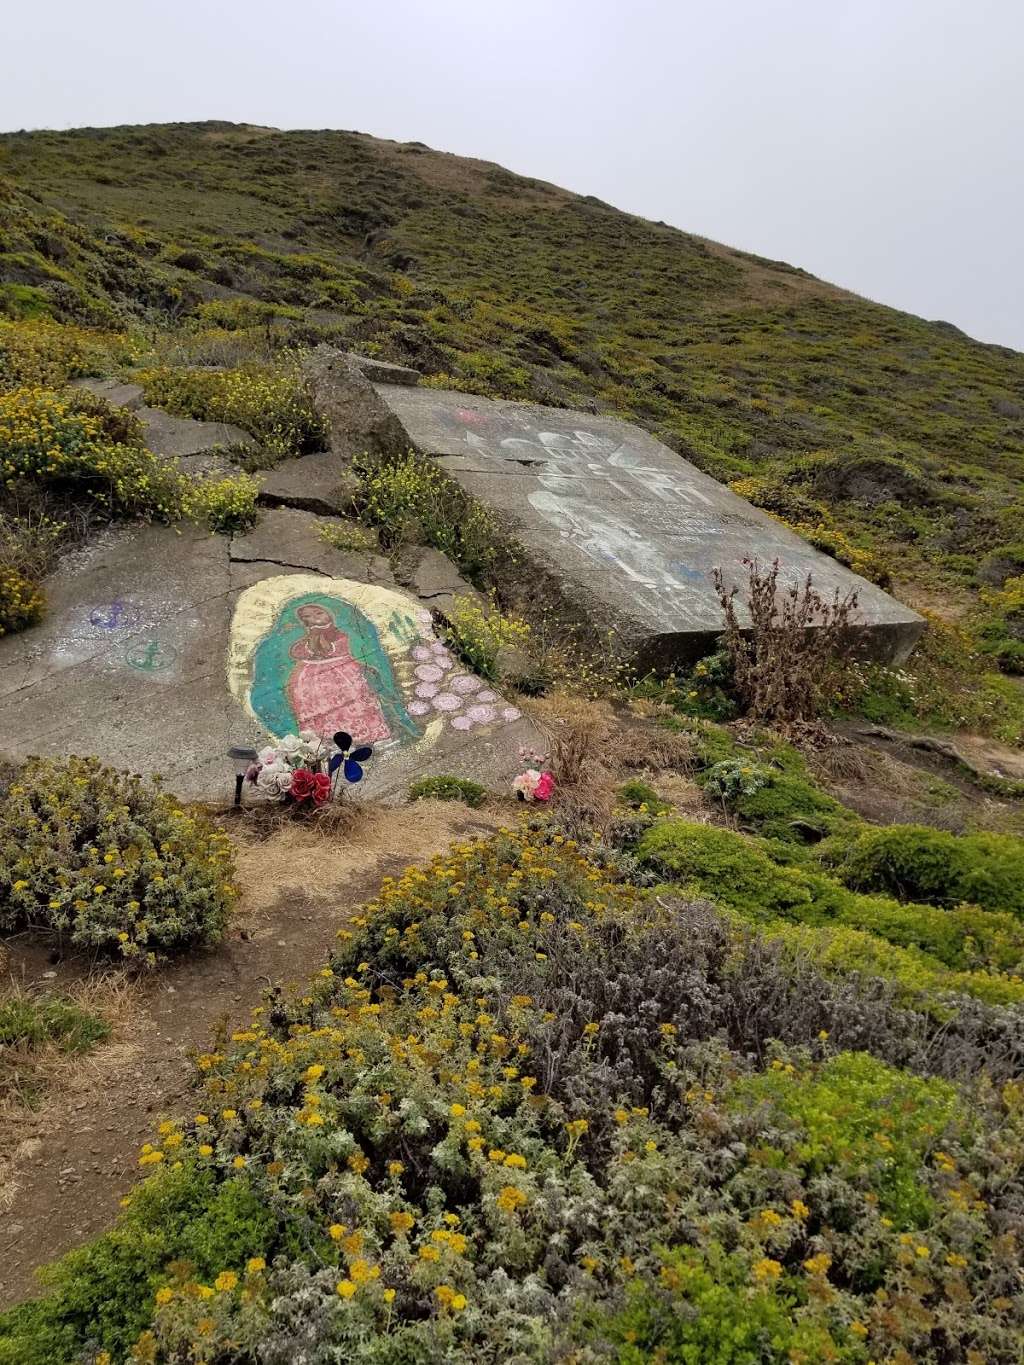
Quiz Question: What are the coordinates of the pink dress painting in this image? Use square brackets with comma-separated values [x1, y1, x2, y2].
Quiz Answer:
[285, 604, 391, 743]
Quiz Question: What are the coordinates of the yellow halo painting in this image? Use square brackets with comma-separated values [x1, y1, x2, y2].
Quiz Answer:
[228, 575, 522, 750]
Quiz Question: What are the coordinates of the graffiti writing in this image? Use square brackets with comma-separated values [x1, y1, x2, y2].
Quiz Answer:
[89, 598, 142, 630]
[124, 638, 177, 672]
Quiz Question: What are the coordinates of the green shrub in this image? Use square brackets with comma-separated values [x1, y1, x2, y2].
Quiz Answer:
[628, 653, 738, 722]
[408, 775, 487, 807]
[0, 756, 237, 961]
[977, 574, 1024, 674]
[584, 1242, 846, 1363]
[137, 363, 327, 460]
[762, 918, 1024, 1010]
[839, 613, 1024, 746]
[728, 766, 853, 844]
[825, 824, 1024, 917]
[638, 819, 1024, 997]
[0, 1165, 274, 1365]
[618, 778, 671, 814]
[728, 1051, 964, 1226]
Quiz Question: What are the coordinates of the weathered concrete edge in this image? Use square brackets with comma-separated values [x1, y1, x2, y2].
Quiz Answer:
[374, 384, 928, 672]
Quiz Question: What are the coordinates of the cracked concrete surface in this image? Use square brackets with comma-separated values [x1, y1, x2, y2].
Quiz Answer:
[375, 382, 927, 670]
[0, 361, 548, 800]
[0, 515, 535, 801]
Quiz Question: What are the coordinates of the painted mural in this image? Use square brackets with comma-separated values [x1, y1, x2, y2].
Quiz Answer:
[228, 575, 521, 748]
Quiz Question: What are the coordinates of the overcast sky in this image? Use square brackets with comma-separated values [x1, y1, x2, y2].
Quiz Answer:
[3, 0, 1022, 350]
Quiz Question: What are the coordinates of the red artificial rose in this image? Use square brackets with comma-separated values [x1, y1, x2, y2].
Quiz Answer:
[311, 772, 332, 806]
[290, 768, 315, 802]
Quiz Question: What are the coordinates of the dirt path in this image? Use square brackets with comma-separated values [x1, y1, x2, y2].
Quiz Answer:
[0, 802, 502, 1309]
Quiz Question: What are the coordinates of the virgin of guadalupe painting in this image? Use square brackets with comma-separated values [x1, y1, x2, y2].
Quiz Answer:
[249, 592, 421, 745]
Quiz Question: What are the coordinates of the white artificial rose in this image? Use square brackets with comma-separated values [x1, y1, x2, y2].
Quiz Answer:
[278, 734, 303, 758]
[257, 745, 278, 767]
[256, 761, 286, 793]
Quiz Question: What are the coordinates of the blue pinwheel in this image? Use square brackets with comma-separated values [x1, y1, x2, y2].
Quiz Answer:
[330, 731, 374, 784]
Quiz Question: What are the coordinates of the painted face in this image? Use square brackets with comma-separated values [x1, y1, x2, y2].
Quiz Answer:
[296, 605, 334, 628]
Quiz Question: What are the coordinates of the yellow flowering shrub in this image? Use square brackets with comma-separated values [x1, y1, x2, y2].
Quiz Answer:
[180, 472, 260, 533]
[356, 449, 499, 583]
[0, 756, 236, 960]
[136, 363, 327, 460]
[0, 386, 257, 552]
[0, 386, 181, 517]
[0, 318, 138, 393]
[0, 564, 44, 635]
[443, 593, 531, 680]
[5, 825, 1022, 1363]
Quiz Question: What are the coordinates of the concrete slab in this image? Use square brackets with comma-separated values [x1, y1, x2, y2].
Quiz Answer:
[71, 377, 145, 409]
[137, 406, 254, 459]
[393, 546, 482, 620]
[0, 524, 253, 800]
[229, 507, 395, 583]
[257, 451, 360, 515]
[0, 528, 542, 804]
[374, 384, 926, 669]
[345, 352, 420, 387]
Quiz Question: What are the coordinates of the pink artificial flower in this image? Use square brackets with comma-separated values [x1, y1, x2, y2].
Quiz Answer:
[512, 769, 542, 801]
[534, 772, 555, 802]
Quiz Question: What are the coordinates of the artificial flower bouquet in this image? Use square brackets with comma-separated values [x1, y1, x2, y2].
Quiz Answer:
[245, 730, 372, 807]
[512, 745, 555, 802]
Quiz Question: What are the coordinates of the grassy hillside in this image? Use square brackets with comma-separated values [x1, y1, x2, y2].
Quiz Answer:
[3, 121, 1024, 1364]
[3, 120, 1024, 738]
[3, 120, 1024, 596]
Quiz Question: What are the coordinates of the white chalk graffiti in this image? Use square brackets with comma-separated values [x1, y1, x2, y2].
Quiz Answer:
[463, 424, 720, 619]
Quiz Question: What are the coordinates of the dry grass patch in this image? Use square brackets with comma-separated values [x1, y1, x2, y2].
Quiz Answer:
[0, 975, 138, 1181]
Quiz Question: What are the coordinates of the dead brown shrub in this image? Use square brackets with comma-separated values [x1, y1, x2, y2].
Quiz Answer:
[531, 695, 617, 834]
[713, 557, 859, 723]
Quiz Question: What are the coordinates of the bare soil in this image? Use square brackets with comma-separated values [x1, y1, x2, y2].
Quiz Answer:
[0, 801, 503, 1310]
[816, 724, 1024, 834]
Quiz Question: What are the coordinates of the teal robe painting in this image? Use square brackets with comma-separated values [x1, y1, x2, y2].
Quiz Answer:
[249, 592, 421, 744]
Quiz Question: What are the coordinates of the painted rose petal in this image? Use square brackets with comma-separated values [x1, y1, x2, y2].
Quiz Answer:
[431, 692, 462, 712]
